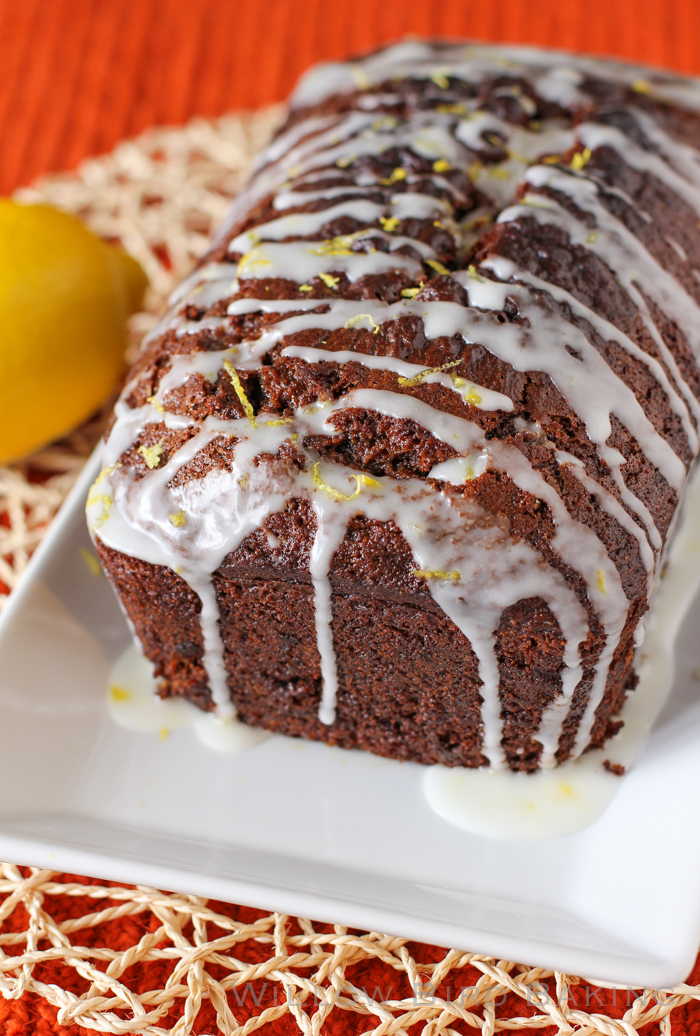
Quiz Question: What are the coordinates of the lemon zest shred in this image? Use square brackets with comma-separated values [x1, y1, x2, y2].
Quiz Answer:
[436, 102, 468, 115]
[488, 165, 510, 180]
[426, 258, 451, 276]
[87, 490, 111, 508]
[571, 147, 592, 172]
[237, 474, 249, 490]
[597, 569, 607, 595]
[452, 376, 485, 405]
[299, 284, 313, 292]
[467, 264, 485, 282]
[336, 155, 356, 169]
[169, 510, 187, 528]
[631, 78, 651, 94]
[350, 66, 370, 89]
[138, 442, 163, 469]
[371, 115, 397, 131]
[586, 231, 598, 244]
[344, 313, 380, 334]
[147, 393, 165, 413]
[92, 462, 121, 486]
[110, 685, 131, 702]
[160, 727, 170, 741]
[432, 158, 452, 173]
[79, 547, 102, 578]
[319, 271, 339, 289]
[464, 385, 483, 405]
[541, 154, 562, 165]
[223, 359, 257, 426]
[307, 231, 368, 257]
[379, 167, 407, 186]
[312, 462, 380, 500]
[401, 285, 423, 298]
[86, 491, 112, 527]
[413, 569, 460, 581]
[521, 194, 553, 209]
[433, 220, 446, 229]
[237, 249, 272, 275]
[398, 359, 462, 387]
[430, 72, 451, 89]
[379, 215, 400, 232]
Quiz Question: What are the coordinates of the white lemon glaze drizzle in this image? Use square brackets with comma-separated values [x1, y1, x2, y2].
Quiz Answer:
[90, 42, 700, 770]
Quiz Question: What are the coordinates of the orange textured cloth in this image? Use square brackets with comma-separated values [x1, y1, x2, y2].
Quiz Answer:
[1, 0, 699, 195]
[2, 1, 700, 1033]
[1, 871, 700, 1036]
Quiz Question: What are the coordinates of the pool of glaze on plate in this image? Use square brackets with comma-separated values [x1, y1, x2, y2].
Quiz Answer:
[106, 461, 700, 840]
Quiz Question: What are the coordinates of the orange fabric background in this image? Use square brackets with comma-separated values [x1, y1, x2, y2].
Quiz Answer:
[2, 0, 700, 1032]
[1, 0, 699, 195]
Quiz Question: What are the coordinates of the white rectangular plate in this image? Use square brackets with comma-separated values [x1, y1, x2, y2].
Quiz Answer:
[2, 449, 700, 988]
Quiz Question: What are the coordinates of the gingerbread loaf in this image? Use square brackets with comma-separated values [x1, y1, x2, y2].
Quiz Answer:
[89, 41, 700, 771]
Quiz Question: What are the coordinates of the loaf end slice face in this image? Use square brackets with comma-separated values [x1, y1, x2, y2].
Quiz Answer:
[89, 41, 700, 771]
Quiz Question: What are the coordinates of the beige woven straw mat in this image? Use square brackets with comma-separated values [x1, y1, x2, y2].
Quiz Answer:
[1, 109, 700, 1036]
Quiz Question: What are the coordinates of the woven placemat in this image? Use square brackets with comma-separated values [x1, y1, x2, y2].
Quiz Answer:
[2, 110, 700, 1036]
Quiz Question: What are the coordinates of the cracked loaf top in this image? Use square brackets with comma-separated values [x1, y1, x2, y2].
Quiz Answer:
[88, 40, 700, 770]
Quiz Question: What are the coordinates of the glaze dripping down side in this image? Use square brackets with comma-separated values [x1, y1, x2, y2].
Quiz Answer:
[89, 41, 700, 771]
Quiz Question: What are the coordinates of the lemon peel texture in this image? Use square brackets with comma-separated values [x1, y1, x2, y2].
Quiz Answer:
[0, 201, 147, 465]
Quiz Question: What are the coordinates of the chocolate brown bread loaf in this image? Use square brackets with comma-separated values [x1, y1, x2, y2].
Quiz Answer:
[88, 41, 700, 771]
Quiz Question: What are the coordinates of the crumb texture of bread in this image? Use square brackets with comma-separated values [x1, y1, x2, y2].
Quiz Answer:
[88, 41, 700, 771]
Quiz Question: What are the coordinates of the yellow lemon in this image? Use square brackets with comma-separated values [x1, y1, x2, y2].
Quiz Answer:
[0, 200, 148, 465]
